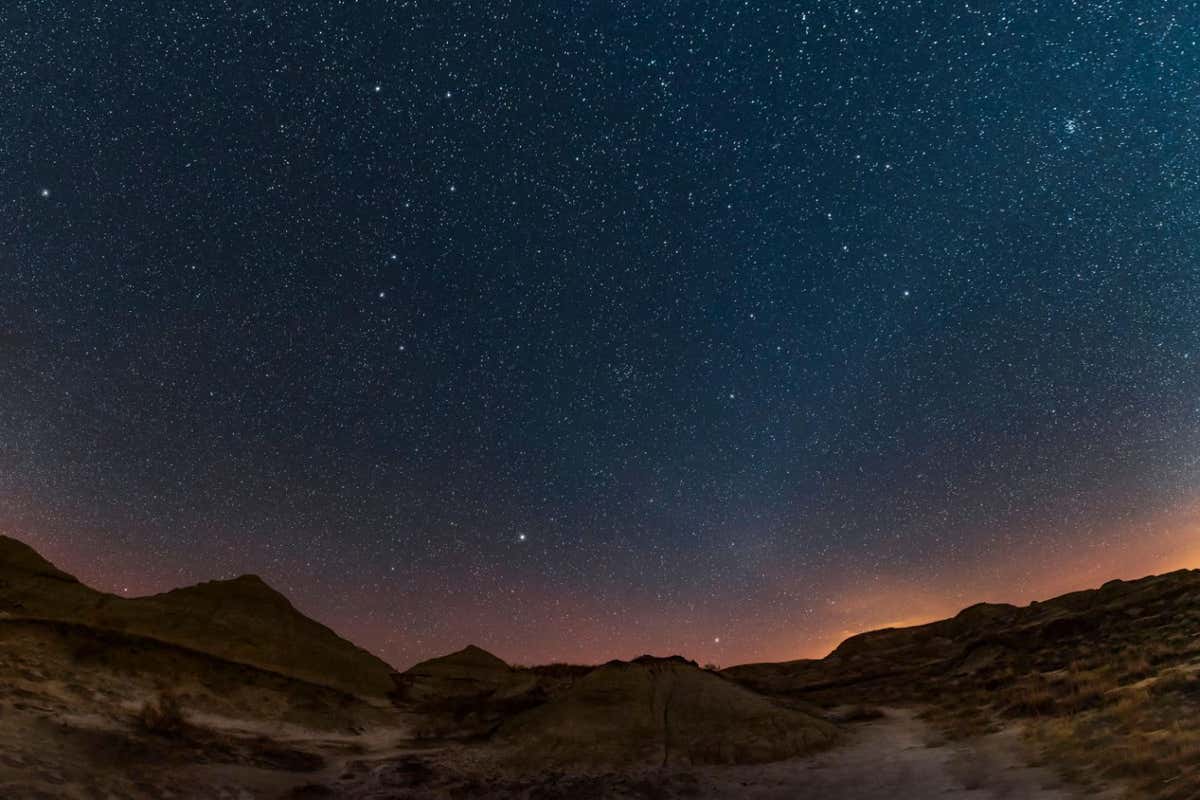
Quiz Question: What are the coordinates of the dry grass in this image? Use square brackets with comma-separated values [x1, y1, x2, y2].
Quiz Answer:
[1118, 654, 1153, 682]
[913, 644, 1200, 798]
[1150, 669, 1200, 697]
[748, 573, 1200, 799]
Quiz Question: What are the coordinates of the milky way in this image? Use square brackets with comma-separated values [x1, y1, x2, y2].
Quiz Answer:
[3, 3, 1200, 668]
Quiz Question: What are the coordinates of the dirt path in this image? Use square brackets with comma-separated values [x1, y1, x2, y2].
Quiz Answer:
[691, 707, 1122, 799]
[1, 696, 1123, 799]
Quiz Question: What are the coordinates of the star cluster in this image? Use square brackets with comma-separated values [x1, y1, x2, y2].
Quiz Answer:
[3, 2, 1200, 667]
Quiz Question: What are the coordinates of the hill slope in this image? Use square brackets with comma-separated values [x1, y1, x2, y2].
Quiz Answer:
[724, 568, 1200, 698]
[495, 655, 836, 770]
[0, 535, 394, 697]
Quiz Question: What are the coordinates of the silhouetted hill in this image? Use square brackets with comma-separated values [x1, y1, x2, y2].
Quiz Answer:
[724, 568, 1200, 698]
[0, 535, 394, 697]
[0, 536, 79, 582]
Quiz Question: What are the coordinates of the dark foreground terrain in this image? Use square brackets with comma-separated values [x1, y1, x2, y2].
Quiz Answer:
[5, 534, 1198, 798]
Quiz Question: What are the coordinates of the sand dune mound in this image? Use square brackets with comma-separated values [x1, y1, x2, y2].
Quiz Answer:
[392, 645, 545, 735]
[495, 655, 836, 770]
[0, 535, 394, 697]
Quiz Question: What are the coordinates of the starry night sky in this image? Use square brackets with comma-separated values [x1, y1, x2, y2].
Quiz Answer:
[4, 2, 1200, 668]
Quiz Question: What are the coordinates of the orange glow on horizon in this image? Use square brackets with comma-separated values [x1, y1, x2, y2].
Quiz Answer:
[6, 494, 1200, 671]
[772, 498, 1200, 664]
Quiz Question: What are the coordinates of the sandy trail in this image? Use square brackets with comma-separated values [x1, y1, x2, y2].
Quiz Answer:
[0, 697, 1124, 799]
[316, 706, 1126, 799]
[690, 707, 1120, 799]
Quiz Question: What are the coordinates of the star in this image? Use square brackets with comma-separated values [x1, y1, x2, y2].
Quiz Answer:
[12, 0, 1192, 679]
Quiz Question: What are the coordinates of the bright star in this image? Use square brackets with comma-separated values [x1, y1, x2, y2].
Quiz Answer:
[39, 188, 49, 198]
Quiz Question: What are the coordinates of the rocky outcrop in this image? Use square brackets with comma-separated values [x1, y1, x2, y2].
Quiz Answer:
[494, 655, 836, 770]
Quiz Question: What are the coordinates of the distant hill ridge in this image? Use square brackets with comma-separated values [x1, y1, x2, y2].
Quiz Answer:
[7, 533, 1199, 706]
[724, 567, 1200, 697]
[0, 535, 394, 697]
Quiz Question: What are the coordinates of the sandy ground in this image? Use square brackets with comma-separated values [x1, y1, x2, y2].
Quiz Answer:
[317, 707, 1126, 799]
[687, 707, 1122, 800]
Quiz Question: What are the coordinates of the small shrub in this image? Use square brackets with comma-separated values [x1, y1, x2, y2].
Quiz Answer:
[1150, 670, 1200, 697]
[1004, 684, 1057, 717]
[1058, 669, 1110, 712]
[1118, 655, 1153, 683]
[1099, 689, 1150, 732]
[839, 705, 886, 722]
[1101, 737, 1165, 781]
[138, 691, 186, 736]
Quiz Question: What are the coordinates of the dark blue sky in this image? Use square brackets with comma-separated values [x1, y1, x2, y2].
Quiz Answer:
[3, 2, 1199, 667]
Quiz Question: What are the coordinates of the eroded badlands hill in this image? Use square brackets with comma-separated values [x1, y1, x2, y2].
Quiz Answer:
[0, 535, 393, 697]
